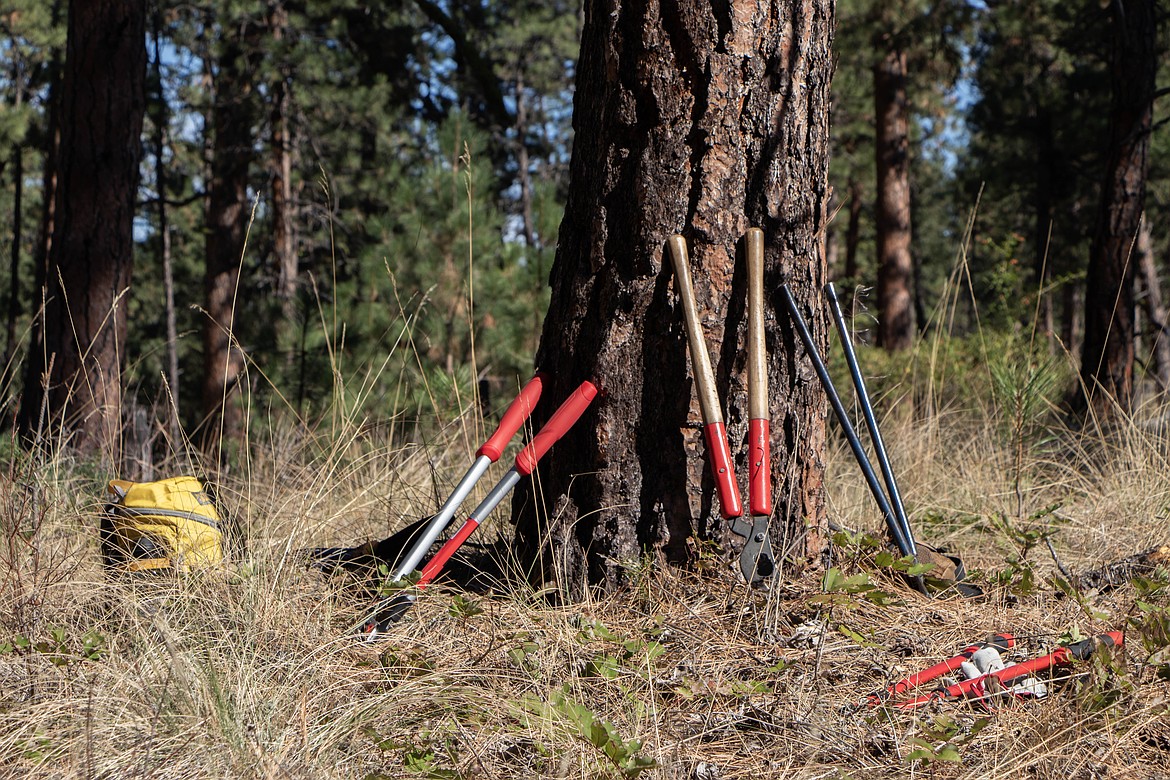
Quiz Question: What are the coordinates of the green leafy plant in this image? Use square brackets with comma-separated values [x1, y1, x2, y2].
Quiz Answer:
[810, 568, 901, 608]
[525, 689, 656, 778]
[448, 594, 484, 620]
[2, 627, 106, 666]
[507, 638, 541, 673]
[1129, 573, 1170, 680]
[907, 715, 990, 767]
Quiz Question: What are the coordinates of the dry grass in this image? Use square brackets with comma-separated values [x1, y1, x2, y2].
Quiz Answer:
[2, 363, 1170, 780]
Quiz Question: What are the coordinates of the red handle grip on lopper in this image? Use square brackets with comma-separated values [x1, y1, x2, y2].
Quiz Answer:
[477, 373, 546, 462]
[748, 418, 771, 517]
[704, 422, 744, 518]
[516, 381, 598, 475]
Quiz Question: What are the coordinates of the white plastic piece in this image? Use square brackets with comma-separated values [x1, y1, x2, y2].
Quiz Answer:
[969, 647, 1007, 674]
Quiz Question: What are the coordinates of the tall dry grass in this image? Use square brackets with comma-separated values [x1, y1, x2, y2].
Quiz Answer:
[1, 326, 1169, 779]
[2, 193, 1169, 777]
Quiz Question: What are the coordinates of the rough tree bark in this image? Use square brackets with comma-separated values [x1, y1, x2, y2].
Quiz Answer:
[873, 46, 914, 351]
[844, 177, 863, 290]
[512, 0, 833, 592]
[151, 9, 180, 444]
[18, 0, 146, 458]
[1136, 219, 1170, 392]
[202, 20, 259, 450]
[269, 0, 299, 363]
[1078, 0, 1155, 415]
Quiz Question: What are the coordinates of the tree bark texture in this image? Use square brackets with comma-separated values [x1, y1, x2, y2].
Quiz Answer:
[512, 0, 833, 593]
[873, 47, 914, 351]
[1078, 0, 1155, 415]
[269, 1, 299, 361]
[19, 0, 146, 457]
[1136, 219, 1170, 392]
[1032, 109, 1054, 340]
[844, 176, 862, 289]
[202, 25, 259, 449]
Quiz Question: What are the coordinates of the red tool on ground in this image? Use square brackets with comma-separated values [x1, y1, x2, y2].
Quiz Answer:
[303, 375, 545, 579]
[390, 373, 547, 581]
[891, 631, 1124, 710]
[360, 380, 599, 636]
[864, 633, 1015, 706]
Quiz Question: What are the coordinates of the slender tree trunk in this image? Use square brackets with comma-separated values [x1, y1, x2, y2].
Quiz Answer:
[512, 0, 833, 592]
[1136, 219, 1170, 392]
[514, 72, 539, 252]
[873, 47, 914, 351]
[151, 10, 180, 444]
[844, 177, 863, 287]
[5, 73, 25, 376]
[825, 185, 840, 280]
[202, 24, 258, 450]
[27, 39, 64, 385]
[1033, 110, 1054, 340]
[269, 1, 298, 364]
[1078, 0, 1155, 415]
[18, 0, 146, 458]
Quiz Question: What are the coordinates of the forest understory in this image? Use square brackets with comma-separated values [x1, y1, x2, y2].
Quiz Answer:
[2, 345, 1169, 780]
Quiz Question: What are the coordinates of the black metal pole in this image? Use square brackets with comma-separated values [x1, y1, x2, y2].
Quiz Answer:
[779, 284, 923, 590]
[825, 283, 919, 559]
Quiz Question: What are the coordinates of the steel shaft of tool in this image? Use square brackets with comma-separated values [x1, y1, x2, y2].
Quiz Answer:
[392, 374, 544, 580]
[780, 284, 925, 595]
[825, 283, 918, 559]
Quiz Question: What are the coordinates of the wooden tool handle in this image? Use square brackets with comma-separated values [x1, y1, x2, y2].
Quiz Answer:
[745, 228, 771, 517]
[746, 228, 767, 421]
[667, 235, 723, 426]
[668, 235, 742, 519]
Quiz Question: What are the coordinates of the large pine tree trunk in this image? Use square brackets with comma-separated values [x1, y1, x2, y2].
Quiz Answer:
[1078, 0, 1155, 415]
[202, 24, 258, 450]
[512, 0, 833, 592]
[19, 0, 146, 458]
[873, 47, 914, 351]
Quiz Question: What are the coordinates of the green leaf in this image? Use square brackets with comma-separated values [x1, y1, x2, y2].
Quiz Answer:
[934, 745, 962, 763]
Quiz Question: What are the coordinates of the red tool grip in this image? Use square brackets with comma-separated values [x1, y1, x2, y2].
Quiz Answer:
[515, 381, 598, 476]
[477, 374, 546, 462]
[869, 633, 1015, 705]
[418, 519, 480, 588]
[748, 418, 771, 517]
[703, 421, 743, 518]
[897, 631, 1123, 709]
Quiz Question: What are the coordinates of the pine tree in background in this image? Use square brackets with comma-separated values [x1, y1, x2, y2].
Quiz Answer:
[18, 0, 146, 459]
[833, 0, 971, 351]
[1078, 0, 1158, 416]
[962, 0, 1110, 341]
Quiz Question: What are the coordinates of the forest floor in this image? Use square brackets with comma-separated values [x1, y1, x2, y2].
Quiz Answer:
[2, 369, 1169, 779]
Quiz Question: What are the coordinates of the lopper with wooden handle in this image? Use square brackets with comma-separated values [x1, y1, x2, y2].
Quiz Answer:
[667, 235, 743, 520]
[735, 228, 776, 583]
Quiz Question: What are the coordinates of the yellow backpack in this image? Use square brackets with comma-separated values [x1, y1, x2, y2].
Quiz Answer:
[101, 476, 225, 573]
